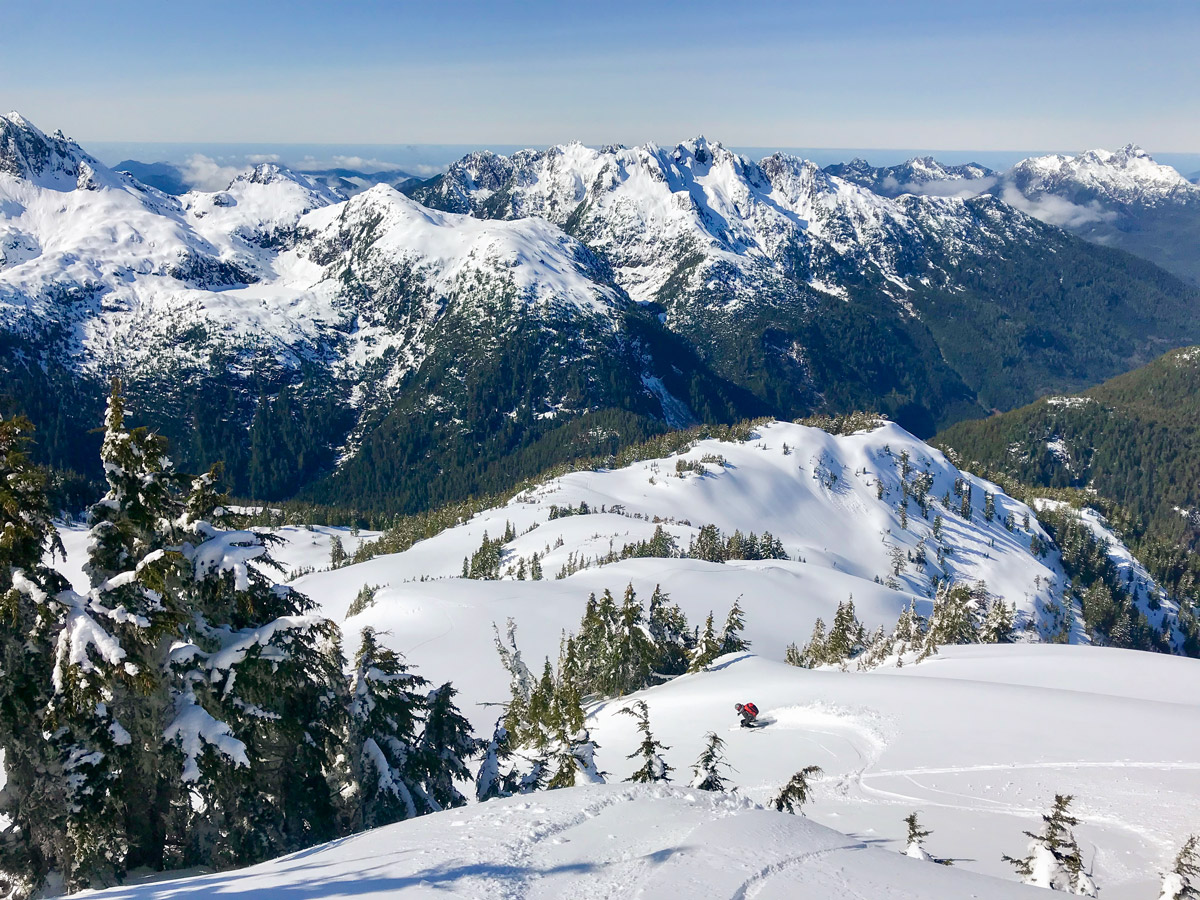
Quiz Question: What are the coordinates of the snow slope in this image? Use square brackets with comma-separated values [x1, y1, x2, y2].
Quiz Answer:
[49, 420, 1200, 898]
[581, 650, 1200, 899]
[74, 783, 1041, 900]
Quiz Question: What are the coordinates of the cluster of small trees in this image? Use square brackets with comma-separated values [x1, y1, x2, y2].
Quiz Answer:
[906, 799, 1197, 898]
[786, 583, 1016, 671]
[478, 589, 751, 797]
[0, 387, 478, 897]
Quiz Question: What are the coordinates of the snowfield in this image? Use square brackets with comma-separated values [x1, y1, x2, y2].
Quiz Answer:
[51, 420, 1200, 899]
[80, 783, 1045, 900]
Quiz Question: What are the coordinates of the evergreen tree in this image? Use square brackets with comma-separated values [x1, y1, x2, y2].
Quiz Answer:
[475, 720, 520, 802]
[494, 619, 535, 742]
[1160, 835, 1199, 900]
[606, 584, 658, 696]
[919, 582, 981, 660]
[690, 732, 733, 791]
[329, 535, 346, 569]
[0, 417, 73, 896]
[530, 553, 543, 581]
[825, 598, 867, 666]
[347, 628, 431, 829]
[620, 701, 672, 783]
[903, 812, 952, 865]
[980, 598, 1016, 644]
[1002, 794, 1097, 895]
[719, 596, 750, 654]
[771, 766, 822, 815]
[796, 617, 828, 668]
[687, 612, 723, 672]
[416, 683, 481, 811]
[690, 524, 727, 563]
[647, 585, 690, 677]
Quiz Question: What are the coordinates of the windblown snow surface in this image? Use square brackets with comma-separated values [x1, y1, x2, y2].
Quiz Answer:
[55, 421, 1200, 899]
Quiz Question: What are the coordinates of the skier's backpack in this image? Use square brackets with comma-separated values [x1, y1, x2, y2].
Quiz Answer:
[743, 702, 759, 717]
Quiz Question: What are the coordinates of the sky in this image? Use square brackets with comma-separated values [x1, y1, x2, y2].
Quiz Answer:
[3, 0, 1198, 153]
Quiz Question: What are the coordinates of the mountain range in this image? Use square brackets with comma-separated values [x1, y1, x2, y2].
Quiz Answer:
[2, 111, 1199, 514]
[829, 144, 1200, 284]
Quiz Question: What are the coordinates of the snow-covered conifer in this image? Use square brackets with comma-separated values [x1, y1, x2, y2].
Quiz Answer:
[687, 612, 722, 672]
[416, 683, 481, 811]
[796, 617, 829, 668]
[1160, 835, 1199, 900]
[620, 700, 672, 783]
[903, 812, 951, 864]
[347, 627, 431, 829]
[825, 598, 866, 666]
[475, 720, 520, 802]
[719, 595, 750, 654]
[647, 584, 690, 677]
[772, 765, 822, 815]
[690, 732, 733, 791]
[980, 598, 1016, 644]
[0, 416, 73, 894]
[1002, 794, 1096, 895]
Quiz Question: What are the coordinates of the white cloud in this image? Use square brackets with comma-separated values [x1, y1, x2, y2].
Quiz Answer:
[179, 154, 248, 191]
[999, 184, 1117, 228]
[901, 175, 998, 199]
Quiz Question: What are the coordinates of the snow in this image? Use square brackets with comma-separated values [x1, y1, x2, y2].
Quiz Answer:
[1033, 499, 1185, 642]
[72, 782, 1042, 900]
[0, 113, 623, 385]
[46, 420, 1200, 898]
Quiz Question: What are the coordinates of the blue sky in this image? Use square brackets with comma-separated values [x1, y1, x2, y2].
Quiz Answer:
[3, 0, 1198, 151]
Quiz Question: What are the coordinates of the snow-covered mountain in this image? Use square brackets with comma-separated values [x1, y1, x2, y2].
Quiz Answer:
[53, 418, 1200, 899]
[1008, 144, 1199, 210]
[409, 137, 1020, 309]
[824, 155, 997, 197]
[4, 112, 1199, 512]
[825, 143, 1200, 284]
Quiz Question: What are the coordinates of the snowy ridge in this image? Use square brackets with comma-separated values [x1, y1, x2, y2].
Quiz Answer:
[1009, 144, 1198, 207]
[413, 136, 1038, 312]
[0, 113, 626, 388]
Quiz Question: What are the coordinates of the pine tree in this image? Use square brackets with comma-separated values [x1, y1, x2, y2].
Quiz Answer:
[0, 417, 73, 896]
[919, 582, 981, 660]
[687, 612, 723, 672]
[347, 628, 431, 829]
[797, 617, 828, 668]
[784, 642, 804, 667]
[825, 598, 866, 666]
[903, 812, 952, 865]
[690, 732, 732, 791]
[719, 595, 750, 654]
[607, 584, 658, 696]
[530, 553, 543, 581]
[771, 766, 822, 815]
[494, 619, 535, 742]
[1002, 794, 1097, 895]
[475, 720, 520, 802]
[980, 598, 1016, 644]
[690, 524, 727, 563]
[416, 683, 481, 811]
[329, 535, 346, 569]
[1160, 835, 1199, 900]
[647, 585, 690, 677]
[984, 492, 996, 522]
[620, 700, 672, 783]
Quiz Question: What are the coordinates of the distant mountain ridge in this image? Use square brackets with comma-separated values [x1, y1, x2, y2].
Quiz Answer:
[2, 111, 1199, 515]
[826, 143, 1200, 284]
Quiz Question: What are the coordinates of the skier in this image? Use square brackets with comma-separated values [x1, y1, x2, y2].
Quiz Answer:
[734, 701, 759, 728]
